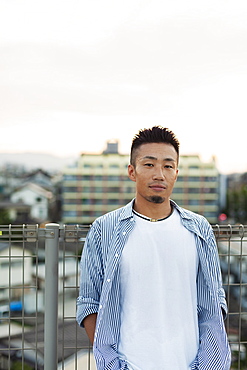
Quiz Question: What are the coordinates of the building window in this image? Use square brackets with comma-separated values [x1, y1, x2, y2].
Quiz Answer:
[172, 188, 183, 193]
[82, 199, 91, 205]
[107, 176, 120, 181]
[203, 188, 217, 194]
[82, 187, 90, 192]
[63, 199, 79, 205]
[189, 166, 199, 169]
[188, 199, 200, 205]
[83, 211, 92, 216]
[0, 260, 22, 269]
[204, 199, 216, 205]
[82, 175, 94, 181]
[63, 211, 77, 217]
[188, 188, 200, 193]
[95, 211, 103, 217]
[108, 199, 119, 205]
[204, 176, 217, 182]
[63, 175, 76, 181]
[204, 212, 217, 218]
[63, 187, 78, 192]
[188, 177, 201, 182]
[124, 186, 135, 193]
[108, 187, 120, 193]
[94, 199, 103, 205]
[94, 187, 103, 193]
[63, 175, 83, 181]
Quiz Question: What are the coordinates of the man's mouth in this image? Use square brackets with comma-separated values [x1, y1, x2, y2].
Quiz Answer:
[149, 184, 166, 191]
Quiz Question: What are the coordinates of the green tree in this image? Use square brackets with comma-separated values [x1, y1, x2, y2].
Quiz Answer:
[11, 361, 33, 370]
[0, 209, 12, 224]
[226, 185, 247, 223]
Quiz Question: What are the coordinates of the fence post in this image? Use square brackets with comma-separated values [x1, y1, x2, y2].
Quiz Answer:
[44, 223, 60, 370]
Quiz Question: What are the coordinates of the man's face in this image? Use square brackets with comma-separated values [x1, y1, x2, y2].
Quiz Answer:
[128, 142, 178, 205]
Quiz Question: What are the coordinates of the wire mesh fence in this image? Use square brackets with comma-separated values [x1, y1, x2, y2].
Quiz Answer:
[213, 225, 247, 369]
[0, 224, 246, 369]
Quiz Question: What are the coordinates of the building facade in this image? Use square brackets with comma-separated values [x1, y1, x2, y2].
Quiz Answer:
[10, 183, 53, 223]
[173, 155, 220, 223]
[62, 143, 221, 224]
[62, 142, 135, 224]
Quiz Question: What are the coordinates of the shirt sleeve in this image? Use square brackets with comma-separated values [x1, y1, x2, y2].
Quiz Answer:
[190, 223, 231, 369]
[208, 228, 228, 318]
[76, 223, 104, 327]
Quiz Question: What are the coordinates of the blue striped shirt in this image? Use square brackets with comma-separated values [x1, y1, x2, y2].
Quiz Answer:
[77, 199, 231, 370]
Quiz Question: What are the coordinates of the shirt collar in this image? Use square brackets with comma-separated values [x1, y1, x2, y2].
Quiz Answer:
[119, 199, 187, 222]
[119, 198, 193, 221]
[119, 199, 135, 221]
[171, 199, 207, 240]
[120, 198, 207, 241]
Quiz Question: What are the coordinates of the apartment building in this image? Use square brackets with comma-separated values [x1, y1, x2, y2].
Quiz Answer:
[62, 142, 135, 224]
[173, 155, 219, 223]
[62, 143, 220, 224]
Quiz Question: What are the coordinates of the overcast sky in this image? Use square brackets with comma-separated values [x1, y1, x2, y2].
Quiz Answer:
[1, 0, 247, 174]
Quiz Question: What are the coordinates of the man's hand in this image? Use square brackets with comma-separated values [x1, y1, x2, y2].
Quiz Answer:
[83, 313, 97, 344]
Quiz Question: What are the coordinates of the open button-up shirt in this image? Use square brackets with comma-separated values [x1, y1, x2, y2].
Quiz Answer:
[77, 200, 231, 370]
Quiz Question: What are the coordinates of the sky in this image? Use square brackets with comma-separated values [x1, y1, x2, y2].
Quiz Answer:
[1, 0, 247, 174]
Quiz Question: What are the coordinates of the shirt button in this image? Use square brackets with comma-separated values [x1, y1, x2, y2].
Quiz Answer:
[107, 278, 111, 283]
[115, 253, 119, 257]
[99, 305, 103, 309]
[122, 232, 126, 235]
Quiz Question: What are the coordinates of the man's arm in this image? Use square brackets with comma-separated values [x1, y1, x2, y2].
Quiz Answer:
[76, 223, 103, 332]
[83, 313, 97, 344]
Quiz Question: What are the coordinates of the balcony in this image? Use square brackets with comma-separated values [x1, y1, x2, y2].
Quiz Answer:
[0, 223, 247, 369]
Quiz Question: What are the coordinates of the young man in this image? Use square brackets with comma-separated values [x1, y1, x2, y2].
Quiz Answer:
[77, 126, 231, 370]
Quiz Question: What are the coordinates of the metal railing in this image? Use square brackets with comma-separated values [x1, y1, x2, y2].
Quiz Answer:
[213, 224, 247, 369]
[0, 224, 247, 370]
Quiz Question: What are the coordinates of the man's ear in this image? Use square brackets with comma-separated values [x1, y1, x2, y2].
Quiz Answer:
[128, 164, 136, 182]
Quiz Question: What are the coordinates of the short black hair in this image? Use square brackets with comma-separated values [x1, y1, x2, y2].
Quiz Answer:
[130, 126, 180, 166]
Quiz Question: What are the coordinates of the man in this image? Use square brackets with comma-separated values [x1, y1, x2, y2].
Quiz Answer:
[77, 126, 231, 370]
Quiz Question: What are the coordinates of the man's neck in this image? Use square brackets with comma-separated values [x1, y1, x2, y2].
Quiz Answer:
[133, 199, 172, 220]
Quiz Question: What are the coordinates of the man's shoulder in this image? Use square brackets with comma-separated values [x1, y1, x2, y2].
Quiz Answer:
[172, 200, 211, 231]
[96, 206, 126, 222]
[179, 205, 206, 221]
[92, 200, 133, 227]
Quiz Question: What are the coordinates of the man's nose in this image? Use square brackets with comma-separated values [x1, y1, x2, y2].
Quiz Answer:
[152, 167, 165, 180]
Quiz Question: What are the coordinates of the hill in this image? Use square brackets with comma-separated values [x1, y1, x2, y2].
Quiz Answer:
[0, 152, 77, 172]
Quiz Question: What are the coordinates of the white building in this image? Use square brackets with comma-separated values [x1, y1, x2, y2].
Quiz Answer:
[11, 183, 53, 222]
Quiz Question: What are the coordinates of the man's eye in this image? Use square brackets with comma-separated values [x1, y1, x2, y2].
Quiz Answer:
[144, 163, 153, 167]
[165, 165, 172, 169]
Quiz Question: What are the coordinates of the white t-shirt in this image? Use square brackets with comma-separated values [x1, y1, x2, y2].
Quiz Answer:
[118, 208, 199, 370]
